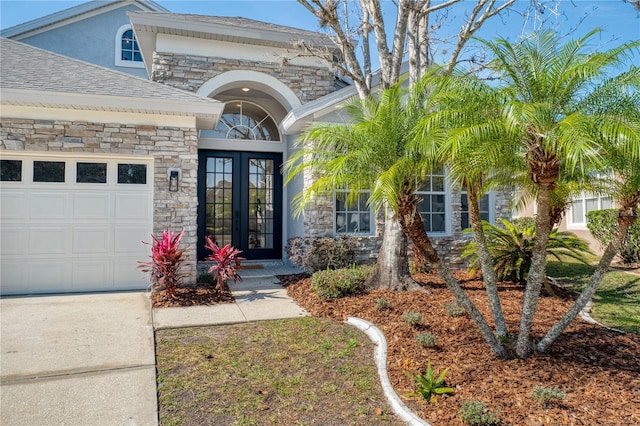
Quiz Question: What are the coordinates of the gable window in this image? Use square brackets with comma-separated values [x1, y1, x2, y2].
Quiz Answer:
[416, 168, 447, 234]
[115, 25, 144, 68]
[335, 190, 372, 234]
[211, 101, 280, 141]
[461, 190, 490, 230]
[569, 194, 613, 228]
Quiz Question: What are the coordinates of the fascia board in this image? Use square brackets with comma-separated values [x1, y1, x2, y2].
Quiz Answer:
[128, 12, 333, 48]
[0, 88, 224, 123]
[282, 85, 358, 135]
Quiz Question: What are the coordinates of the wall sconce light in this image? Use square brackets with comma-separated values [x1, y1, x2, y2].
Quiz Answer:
[169, 170, 179, 192]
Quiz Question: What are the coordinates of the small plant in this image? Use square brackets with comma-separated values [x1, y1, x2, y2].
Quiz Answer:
[197, 272, 216, 286]
[530, 385, 567, 407]
[375, 298, 391, 310]
[444, 301, 467, 317]
[138, 230, 187, 298]
[204, 236, 245, 289]
[285, 235, 357, 272]
[459, 399, 501, 425]
[409, 360, 453, 403]
[403, 310, 422, 326]
[416, 332, 437, 347]
[311, 265, 373, 299]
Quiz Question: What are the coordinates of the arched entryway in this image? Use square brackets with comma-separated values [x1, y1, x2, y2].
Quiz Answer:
[197, 90, 289, 261]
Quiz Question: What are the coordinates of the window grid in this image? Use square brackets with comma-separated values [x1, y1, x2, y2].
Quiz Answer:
[461, 191, 490, 230]
[205, 157, 233, 248]
[415, 169, 447, 234]
[335, 190, 372, 234]
[121, 29, 142, 62]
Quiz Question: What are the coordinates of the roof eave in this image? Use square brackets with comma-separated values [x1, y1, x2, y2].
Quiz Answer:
[0, 88, 224, 129]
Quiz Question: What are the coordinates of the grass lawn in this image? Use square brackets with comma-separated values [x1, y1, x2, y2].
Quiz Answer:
[546, 256, 640, 333]
[156, 317, 405, 426]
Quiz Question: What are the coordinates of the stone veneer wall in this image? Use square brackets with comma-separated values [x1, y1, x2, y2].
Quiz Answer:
[296, 185, 513, 270]
[152, 52, 335, 102]
[0, 118, 199, 283]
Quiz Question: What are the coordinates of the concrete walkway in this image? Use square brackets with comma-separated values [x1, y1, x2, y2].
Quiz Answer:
[0, 266, 307, 426]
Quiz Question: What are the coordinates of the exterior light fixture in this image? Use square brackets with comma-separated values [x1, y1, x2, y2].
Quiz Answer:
[241, 87, 250, 92]
[169, 170, 179, 192]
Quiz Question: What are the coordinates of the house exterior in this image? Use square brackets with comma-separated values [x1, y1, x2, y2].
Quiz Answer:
[1, 0, 512, 296]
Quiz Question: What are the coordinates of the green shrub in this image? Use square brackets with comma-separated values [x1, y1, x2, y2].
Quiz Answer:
[462, 219, 593, 284]
[375, 298, 391, 310]
[459, 399, 501, 425]
[416, 332, 437, 347]
[311, 265, 373, 299]
[587, 209, 640, 264]
[530, 385, 567, 407]
[285, 236, 357, 272]
[444, 301, 467, 317]
[403, 310, 422, 326]
[197, 272, 216, 285]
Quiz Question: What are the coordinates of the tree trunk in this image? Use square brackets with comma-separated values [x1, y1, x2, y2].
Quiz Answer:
[397, 192, 507, 357]
[514, 183, 555, 358]
[365, 205, 420, 291]
[467, 187, 508, 338]
[536, 199, 639, 352]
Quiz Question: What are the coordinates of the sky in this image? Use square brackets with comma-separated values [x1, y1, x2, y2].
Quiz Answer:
[1, 0, 638, 67]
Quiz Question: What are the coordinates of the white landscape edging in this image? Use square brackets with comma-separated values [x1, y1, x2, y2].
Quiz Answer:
[346, 317, 430, 426]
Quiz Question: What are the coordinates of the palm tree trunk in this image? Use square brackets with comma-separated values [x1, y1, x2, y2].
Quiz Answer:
[364, 205, 419, 291]
[515, 185, 555, 358]
[398, 193, 507, 357]
[467, 187, 508, 338]
[536, 200, 638, 352]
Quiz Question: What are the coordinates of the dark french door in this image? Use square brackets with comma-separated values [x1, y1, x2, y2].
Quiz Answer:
[198, 151, 282, 260]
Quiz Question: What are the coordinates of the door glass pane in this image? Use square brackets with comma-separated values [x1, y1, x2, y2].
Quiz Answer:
[206, 157, 233, 248]
[77, 162, 107, 183]
[247, 158, 274, 249]
[117, 164, 146, 184]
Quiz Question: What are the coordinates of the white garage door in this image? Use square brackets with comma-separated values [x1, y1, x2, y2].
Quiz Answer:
[1, 154, 154, 295]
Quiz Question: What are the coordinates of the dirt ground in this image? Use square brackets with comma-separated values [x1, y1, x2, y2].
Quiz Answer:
[282, 271, 640, 426]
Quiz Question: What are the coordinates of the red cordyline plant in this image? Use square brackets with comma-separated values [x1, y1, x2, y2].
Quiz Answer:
[205, 236, 245, 289]
[138, 230, 186, 298]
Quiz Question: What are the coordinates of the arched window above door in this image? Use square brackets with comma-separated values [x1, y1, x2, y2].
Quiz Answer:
[211, 101, 280, 141]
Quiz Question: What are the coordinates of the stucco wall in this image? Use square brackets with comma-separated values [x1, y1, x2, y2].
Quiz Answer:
[0, 117, 199, 283]
[15, 4, 148, 77]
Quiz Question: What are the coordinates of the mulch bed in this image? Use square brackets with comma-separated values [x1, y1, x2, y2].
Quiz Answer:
[281, 271, 640, 426]
[151, 283, 234, 308]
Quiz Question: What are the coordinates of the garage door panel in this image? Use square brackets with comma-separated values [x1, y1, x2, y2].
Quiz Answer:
[114, 258, 148, 289]
[0, 191, 26, 219]
[29, 227, 69, 255]
[73, 227, 110, 254]
[1, 261, 25, 294]
[27, 262, 70, 293]
[72, 261, 112, 290]
[115, 226, 150, 254]
[115, 193, 151, 220]
[74, 193, 111, 219]
[1, 227, 25, 255]
[30, 192, 68, 219]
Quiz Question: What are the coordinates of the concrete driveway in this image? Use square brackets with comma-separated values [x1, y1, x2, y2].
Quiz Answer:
[0, 292, 157, 426]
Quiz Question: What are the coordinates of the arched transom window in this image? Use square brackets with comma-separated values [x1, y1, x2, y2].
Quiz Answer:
[212, 101, 280, 141]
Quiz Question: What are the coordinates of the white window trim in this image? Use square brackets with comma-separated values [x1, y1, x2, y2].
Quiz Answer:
[334, 190, 375, 236]
[115, 24, 144, 69]
[567, 193, 614, 229]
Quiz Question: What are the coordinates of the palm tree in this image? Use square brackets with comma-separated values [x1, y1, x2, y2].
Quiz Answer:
[480, 29, 639, 357]
[537, 66, 640, 352]
[412, 72, 515, 339]
[285, 75, 508, 356]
